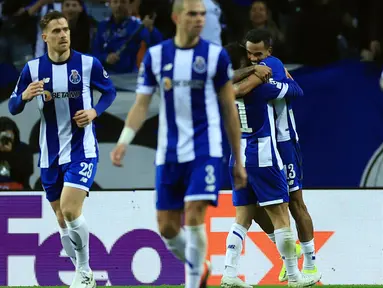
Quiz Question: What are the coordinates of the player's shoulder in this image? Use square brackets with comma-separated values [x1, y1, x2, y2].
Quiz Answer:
[147, 38, 173, 54]
[260, 56, 284, 67]
[71, 50, 101, 66]
[200, 38, 225, 53]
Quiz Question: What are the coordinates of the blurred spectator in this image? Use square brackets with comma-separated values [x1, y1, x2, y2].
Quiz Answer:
[62, 0, 97, 53]
[201, 0, 222, 45]
[359, 0, 383, 62]
[138, 0, 175, 40]
[0, 117, 33, 190]
[0, 0, 40, 69]
[294, 0, 343, 66]
[92, 0, 162, 74]
[247, 1, 285, 60]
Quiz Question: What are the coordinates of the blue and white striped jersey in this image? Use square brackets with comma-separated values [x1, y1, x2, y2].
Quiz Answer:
[229, 74, 303, 168]
[260, 56, 300, 142]
[9, 50, 116, 168]
[136, 39, 233, 165]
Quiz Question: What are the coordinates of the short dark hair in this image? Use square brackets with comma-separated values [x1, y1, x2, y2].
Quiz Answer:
[224, 42, 248, 70]
[245, 28, 273, 49]
[40, 10, 67, 31]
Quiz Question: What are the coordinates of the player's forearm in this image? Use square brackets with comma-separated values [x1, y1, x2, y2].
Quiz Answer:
[8, 93, 27, 115]
[232, 66, 255, 83]
[94, 88, 117, 116]
[234, 74, 263, 98]
[125, 101, 149, 132]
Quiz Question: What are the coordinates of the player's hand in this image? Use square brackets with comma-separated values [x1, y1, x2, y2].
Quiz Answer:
[254, 65, 272, 83]
[232, 164, 247, 190]
[110, 143, 126, 167]
[285, 68, 294, 80]
[106, 53, 120, 65]
[22, 80, 44, 101]
[73, 109, 97, 128]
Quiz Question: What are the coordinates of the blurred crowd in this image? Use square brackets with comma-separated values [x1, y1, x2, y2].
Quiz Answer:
[0, 0, 382, 73]
[1, 0, 382, 190]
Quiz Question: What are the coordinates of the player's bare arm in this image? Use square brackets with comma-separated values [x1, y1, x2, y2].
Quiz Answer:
[234, 74, 263, 98]
[110, 93, 153, 167]
[232, 66, 256, 83]
[233, 65, 271, 83]
[218, 80, 247, 189]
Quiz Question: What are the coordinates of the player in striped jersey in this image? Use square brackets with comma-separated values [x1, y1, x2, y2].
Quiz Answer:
[244, 29, 320, 283]
[221, 29, 321, 287]
[9, 11, 116, 288]
[110, 1, 246, 287]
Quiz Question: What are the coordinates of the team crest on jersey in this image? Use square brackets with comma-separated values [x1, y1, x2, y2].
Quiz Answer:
[69, 69, 81, 84]
[43, 90, 52, 102]
[162, 77, 172, 91]
[193, 56, 207, 74]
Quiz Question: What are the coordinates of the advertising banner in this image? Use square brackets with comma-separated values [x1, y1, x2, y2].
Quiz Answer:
[1, 189, 382, 286]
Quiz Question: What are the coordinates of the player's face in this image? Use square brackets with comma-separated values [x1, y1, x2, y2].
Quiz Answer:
[62, 0, 83, 22]
[43, 18, 71, 54]
[110, 0, 129, 20]
[177, 1, 206, 38]
[246, 40, 271, 64]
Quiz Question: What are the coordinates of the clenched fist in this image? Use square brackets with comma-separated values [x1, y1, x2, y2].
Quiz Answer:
[22, 80, 44, 101]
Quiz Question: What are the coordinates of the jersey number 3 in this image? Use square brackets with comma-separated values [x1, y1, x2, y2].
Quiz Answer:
[236, 99, 253, 133]
[205, 165, 216, 192]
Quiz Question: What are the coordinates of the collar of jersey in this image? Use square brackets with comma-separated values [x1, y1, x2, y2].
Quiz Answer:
[173, 38, 202, 50]
[46, 49, 74, 65]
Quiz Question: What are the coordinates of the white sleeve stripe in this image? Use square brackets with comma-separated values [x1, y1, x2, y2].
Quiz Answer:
[277, 83, 289, 99]
[136, 86, 155, 95]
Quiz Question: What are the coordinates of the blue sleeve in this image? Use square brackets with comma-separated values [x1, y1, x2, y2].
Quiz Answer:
[91, 23, 108, 65]
[256, 79, 303, 100]
[140, 26, 163, 47]
[8, 64, 32, 115]
[91, 57, 117, 116]
[213, 48, 233, 91]
[136, 50, 157, 95]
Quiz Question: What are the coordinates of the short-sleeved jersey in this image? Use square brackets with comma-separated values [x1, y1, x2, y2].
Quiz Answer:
[136, 39, 233, 165]
[9, 50, 115, 168]
[260, 56, 299, 142]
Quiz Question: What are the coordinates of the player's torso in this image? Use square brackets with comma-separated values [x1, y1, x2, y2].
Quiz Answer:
[152, 39, 223, 164]
[31, 52, 98, 167]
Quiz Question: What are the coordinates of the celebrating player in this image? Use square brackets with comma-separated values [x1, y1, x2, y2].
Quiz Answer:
[9, 11, 116, 288]
[221, 29, 321, 287]
[110, 0, 246, 287]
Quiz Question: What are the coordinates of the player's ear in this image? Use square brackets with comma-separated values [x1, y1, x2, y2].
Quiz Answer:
[42, 33, 48, 43]
[171, 12, 178, 25]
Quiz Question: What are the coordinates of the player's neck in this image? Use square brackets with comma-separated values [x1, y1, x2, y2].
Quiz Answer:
[48, 49, 71, 64]
[174, 32, 199, 49]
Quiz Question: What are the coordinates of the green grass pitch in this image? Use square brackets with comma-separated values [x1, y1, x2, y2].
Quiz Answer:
[0, 285, 383, 288]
